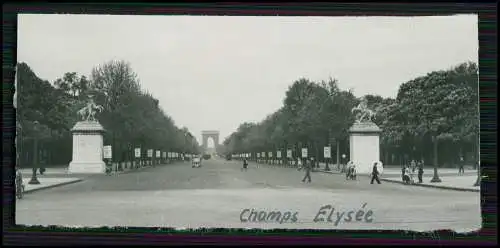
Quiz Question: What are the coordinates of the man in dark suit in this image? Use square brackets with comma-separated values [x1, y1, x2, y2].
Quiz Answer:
[417, 160, 424, 183]
[371, 162, 381, 184]
[458, 157, 465, 175]
[242, 158, 248, 171]
[302, 158, 312, 183]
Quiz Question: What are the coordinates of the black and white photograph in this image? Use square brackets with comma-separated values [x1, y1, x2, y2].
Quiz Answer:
[15, 14, 480, 232]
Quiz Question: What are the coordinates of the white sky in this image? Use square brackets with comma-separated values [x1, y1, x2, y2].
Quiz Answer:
[17, 14, 478, 143]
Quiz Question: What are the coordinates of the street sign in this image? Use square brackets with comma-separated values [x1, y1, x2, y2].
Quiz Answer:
[301, 148, 308, 158]
[103, 145, 112, 159]
[257, 153, 260, 158]
[261, 152, 265, 157]
[156, 150, 160, 157]
[268, 152, 273, 158]
[287, 149, 292, 158]
[134, 148, 141, 158]
[147, 149, 153, 158]
[277, 151, 282, 158]
[324, 147, 331, 159]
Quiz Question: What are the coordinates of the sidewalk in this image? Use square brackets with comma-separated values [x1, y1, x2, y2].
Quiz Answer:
[380, 174, 480, 192]
[22, 177, 83, 194]
[18, 162, 187, 194]
[20, 161, 185, 177]
[316, 166, 480, 192]
[251, 161, 480, 192]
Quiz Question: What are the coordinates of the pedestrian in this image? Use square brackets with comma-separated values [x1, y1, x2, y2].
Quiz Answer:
[242, 158, 248, 171]
[297, 158, 303, 171]
[403, 166, 411, 184]
[301, 158, 312, 183]
[346, 161, 353, 180]
[370, 162, 381, 184]
[410, 159, 417, 173]
[417, 160, 424, 183]
[458, 157, 465, 175]
[350, 162, 357, 180]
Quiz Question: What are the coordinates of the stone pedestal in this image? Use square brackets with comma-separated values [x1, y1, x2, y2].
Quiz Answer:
[68, 121, 106, 174]
[349, 122, 382, 176]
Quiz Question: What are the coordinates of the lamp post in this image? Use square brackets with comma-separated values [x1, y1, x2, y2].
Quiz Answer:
[28, 120, 40, 185]
[430, 135, 442, 183]
[341, 154, 346, 173]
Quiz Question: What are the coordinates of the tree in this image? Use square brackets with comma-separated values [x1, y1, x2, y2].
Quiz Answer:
[17, 60, 199, 166]
[385, 61, 479, 170]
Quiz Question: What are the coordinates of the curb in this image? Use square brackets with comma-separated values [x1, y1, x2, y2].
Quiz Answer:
[24, 179, 84, 194]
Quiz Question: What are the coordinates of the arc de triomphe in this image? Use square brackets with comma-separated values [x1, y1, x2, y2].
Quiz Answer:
[201, 130, 219, 154]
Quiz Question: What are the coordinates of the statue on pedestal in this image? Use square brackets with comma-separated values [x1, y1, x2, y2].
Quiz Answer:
[77, 96, 104, 122]
[348, 97, 382, 176]
[69, 95, 106, 174]
[351, 97, 376, 124]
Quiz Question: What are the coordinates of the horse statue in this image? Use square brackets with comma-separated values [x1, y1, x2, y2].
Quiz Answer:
[77, 96, 104, 122]
[351, 97, 376, 124]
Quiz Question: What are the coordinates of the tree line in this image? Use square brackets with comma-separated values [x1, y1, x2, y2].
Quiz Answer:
[223, 62, 479, 167]
[16, 60, 201, 167]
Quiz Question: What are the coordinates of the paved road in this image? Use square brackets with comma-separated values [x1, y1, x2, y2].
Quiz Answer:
[16, 158, 481, 232]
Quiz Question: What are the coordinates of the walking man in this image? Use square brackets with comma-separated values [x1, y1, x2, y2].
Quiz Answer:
[302, 158, 312, 183]
[458, 157, 465, 175]
[417, 160, 424, 183]
[242, 158, 248, 171]
[370, 162, 381, 184]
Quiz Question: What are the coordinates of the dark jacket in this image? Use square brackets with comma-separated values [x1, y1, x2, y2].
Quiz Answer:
[305, 161, 312, 171]
[372, 165, 379, 176]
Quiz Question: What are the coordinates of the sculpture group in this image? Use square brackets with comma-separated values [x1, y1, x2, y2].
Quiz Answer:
[348, 97, 382, 176]
[77, 96, 104, 122]
[68, 96, 106, 174]
[351, 97, 375, 123]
